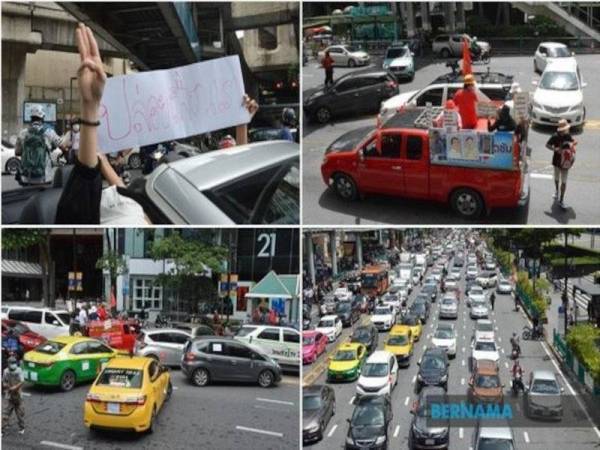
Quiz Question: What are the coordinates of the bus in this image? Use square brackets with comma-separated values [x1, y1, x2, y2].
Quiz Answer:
[361, 265, 389, 298]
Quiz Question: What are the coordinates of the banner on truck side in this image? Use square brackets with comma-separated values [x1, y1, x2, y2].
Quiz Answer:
[429, 128, 514, 170]
[97, 55, 250, 153]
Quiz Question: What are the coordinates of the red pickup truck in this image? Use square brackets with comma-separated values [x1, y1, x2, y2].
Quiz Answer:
[320, 107, 530, 219]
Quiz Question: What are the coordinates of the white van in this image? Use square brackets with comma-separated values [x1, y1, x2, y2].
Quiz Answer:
[5, 307, 71, 339]
[235, 325, 300, 369]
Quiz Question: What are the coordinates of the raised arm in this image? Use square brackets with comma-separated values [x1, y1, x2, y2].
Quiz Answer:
[235, 94, 259, 146]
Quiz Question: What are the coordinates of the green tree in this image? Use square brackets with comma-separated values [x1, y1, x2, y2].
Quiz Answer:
[149, 232, 228, 318]
[95, 250, 127, 310]
[2, 229, 53, 306]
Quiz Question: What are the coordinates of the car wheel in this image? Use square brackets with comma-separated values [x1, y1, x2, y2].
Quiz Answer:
[192, 368, 210, 387]
[333, 173, 358, 200]
[332, 402, 336, 416]
[317, 421, 324, 441]
[128, 153, 142, 169]
[60, 370, 76, 392]
[166, 380, 173, 400]
[147, 405, 157, 434]
[440, 48, 451, 58]
[5, 157, 21, 175]
[348, 59, 356, 67]
[315, 106, 331, 124]
[258, 370, 275, 388]
[451, 188, 484, 219]
[147, 354, 160, 362]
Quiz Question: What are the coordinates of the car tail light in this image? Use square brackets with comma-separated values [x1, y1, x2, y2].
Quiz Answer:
[86, 393, 102, 403]
[124, 395, 146, 405]
[184, 352, 197, 362]
[386, 80, 397, 90]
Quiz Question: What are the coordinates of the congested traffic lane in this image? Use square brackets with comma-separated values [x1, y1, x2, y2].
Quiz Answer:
[302, 54, 600, 225]
[2, 370, 299, 450]
[304, 256, 599, 449]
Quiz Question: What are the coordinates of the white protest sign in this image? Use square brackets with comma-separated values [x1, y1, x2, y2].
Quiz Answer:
[513, 92, 529, 120]
[97, 55, 250, 153]
[443, 110, 458, 132]
[477, 101, 498, 118]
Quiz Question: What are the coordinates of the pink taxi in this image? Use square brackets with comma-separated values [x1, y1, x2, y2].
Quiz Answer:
[303, 330, 328, 364]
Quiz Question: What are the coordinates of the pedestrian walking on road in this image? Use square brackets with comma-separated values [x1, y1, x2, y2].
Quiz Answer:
[2, 356, 25, 435]
[490, 292, 496, 311]
[546, 119, 576, 209]
[322, 51, 334, 87]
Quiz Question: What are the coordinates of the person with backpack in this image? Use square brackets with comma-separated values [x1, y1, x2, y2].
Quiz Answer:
[61, 121, 81, 164]
[546, 119, 576, 209]
[281, 108, 297, 142]
[15, 105, 65, 185]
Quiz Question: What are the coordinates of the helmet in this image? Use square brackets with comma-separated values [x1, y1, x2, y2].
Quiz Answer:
[282, 107, 296, 126]
[218, 135, 236, 149]
[30, 105, 45, 121]
[7, 356, 17, 365]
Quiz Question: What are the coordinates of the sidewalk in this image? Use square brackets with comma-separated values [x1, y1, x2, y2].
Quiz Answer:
[546, 274, 594, 338]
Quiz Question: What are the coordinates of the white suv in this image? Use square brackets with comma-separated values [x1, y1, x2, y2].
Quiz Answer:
[4, 306, 71, 339]
[235, 325, 300, 368]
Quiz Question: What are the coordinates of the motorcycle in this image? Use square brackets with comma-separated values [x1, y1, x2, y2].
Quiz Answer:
[470, 47, 491, 64]
[511, 372, 524, 396]
[511, 346, 520, 360]
[522, 325, 543, 340]
[107, 152, 131, 185]
[154, 314, 170, 328]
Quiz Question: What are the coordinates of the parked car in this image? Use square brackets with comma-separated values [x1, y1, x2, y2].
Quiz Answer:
[303, 384, 336, 444]
[382, 43, 415, 81]
[345, 395, 393, 450]
[4, 306, 71, 339]
[235, 325, 300, 369]
[356, 350, 399, 398]
[327, 343, 367, 382]
[524, 369, 564, 420]
[409, 386, 450, 449]
[303, 330, 328, 364]
[534, 42, 574, 74]
[350, 325, 379, 355]
[317, 45, 370, 67]
[305, 71, 399, 124]
[417, 348, 449, 392]
[315, 315, 343, 342]
[531, 58, 586, 129]
[432, 33, 490, 58]
[134, 328, 192, 367]
[181, 337, 282, 388]
[84, 356, 172, 432]
[321, 107, 529, 219]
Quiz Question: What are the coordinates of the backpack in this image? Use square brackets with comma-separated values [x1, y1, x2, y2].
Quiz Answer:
[21, 126, 48, 179]
[560, 142, 576, 170]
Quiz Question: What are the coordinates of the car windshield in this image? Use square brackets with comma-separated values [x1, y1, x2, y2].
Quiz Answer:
[336, 303, 351, 313]
[96, 368, 143, 389]
[388, 334, 409, 346]
[411, 304, 425, 313]
[532, 378, 560, 394]
[540, 71, 578, 91]
[402, 316, 417, 326]
[548, 47, 570, 58]
[442, 299, 455, 306]
[303, 336, 315, 345]
[477, 323, 494, 332]
[386, 47, 409, 58]
[303, 395, 322, 410]
[471, 288, 484, 295]
[352, 404, 385, 427]
[55, 313, 71, 325]
[476, 374, 500, 388]
[374, 307, 391, 315]
[333, 349, 357, 361]
[34, 341, 65, 355]
[319, 319, 334, 328]
[362, 362, 389, 377]
[435, 330, 453, 339]
[352, 329, 370, 340]
[477, 437, 514, 450]
[476, 342, 497, 352]
[421, 356, 445, 370]
[345, 45, 360, 52]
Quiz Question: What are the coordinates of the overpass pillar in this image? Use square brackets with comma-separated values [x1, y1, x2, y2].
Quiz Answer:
[420, 3, 431, 32]
[404, 2, 416, 38]
[306, 233, 316, 287]
[330, 231, 338, 277]
[356, 233, 363, 269]
[2, 43, 27, 139]
[456, 2, 466, 30]
[444, 3, 456, 32]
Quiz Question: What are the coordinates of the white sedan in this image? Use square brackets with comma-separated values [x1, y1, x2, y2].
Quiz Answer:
[534, 42, 574, 74]
[317, 45, 370, 67]
[431, 327, 457, 358]
[1, 141, 21, 175]
[470, 299, 489, 320]
[315, 315, 342, 342]
[497, 279, 513, 295]
[467, 285, 486, 307]
[471, 339, 500, 364]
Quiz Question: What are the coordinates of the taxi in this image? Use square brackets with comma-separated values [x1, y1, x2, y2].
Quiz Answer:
[400, 314, 423, 342]
[22, 336, 125, 391]
[327, 343, 367, 382]
[84, 356, 172, 433]
[384, 325, 414, 367]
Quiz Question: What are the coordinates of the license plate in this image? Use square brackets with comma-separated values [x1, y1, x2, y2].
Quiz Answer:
[107, 402, 120, 414]
[426, 439, 435, 445]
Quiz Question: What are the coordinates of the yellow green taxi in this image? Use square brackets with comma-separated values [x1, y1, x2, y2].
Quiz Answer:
[327, 343, 367, 382]
[385, 325, 414, 367]
[400, 314, 423, 342]
[84, 356, 172, 433]
[22, 336, 126, 391]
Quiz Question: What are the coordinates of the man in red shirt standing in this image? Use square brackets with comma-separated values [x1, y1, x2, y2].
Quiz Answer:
[321, 51, 334, 87]
[452, 74, 479, 129]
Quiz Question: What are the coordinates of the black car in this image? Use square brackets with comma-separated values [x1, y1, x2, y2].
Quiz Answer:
[414, 293, 431, 308]
[350, 325, 379, 355]
[410, 302, 430, 324]
[304, 71, 399, 124]
[303, 304, 312, 331]
[336, 301, 360, 327]
[421, 284, 438, 302]
[303, 384, 336, 444]
[409, 386, 450, 449]
[345, 395, 393, 450]
[417, 348, 449, 392]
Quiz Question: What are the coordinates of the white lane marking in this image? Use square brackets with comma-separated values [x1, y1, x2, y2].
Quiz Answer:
[531, 173, 553, 180]
[462, 347, 465, 353]
[349, 396, 355, 404]
[462, 359, 465, 366]
[504, 362, 509, 369]
[412, 375, 417, 383]
[256, 397, 294, 406]
[40, 443, 83, 450]
[461, 378, 465, 385]
[394, 425, 400, 437]
[21, 392, 32, 397]
[459, 427, 464, 439]
[173, 386, 179, 390]
[328, 424, 338, 438]
[498, 337, 502, 342]
[523, 431, 530, 443]
[495, 326, 499, 331]
[404, 396, 410, 406]
[500, 348, 505, 354]
[236, 426, 284, 438]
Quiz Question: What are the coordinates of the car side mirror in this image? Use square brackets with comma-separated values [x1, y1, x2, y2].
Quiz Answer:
[358, 149, 364, 162]
[346, 418, 351, 424]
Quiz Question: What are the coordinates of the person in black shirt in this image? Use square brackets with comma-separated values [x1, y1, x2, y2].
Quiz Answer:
[545, 119, 576, 208]
[488, 105, 517, 132]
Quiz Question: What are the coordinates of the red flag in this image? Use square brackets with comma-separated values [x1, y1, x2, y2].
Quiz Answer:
[462, 38, 472, 75]
[110, 286, 117, 309]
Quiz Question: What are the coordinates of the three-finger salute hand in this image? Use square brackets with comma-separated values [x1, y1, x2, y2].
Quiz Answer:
[76, 23, 106, 108]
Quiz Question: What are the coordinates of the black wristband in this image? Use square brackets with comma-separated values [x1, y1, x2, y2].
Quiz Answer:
[75, 118, 101, 127]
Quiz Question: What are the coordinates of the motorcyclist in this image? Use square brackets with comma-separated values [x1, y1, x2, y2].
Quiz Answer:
[510, 332, 521, 356]
[511, 359, 524, 393]
[470, 36, 481, 59]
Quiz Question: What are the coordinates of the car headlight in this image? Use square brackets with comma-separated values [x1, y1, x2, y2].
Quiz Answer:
[440, 374, 448, 382]
[532, 100, 542, 110]
[383, 63, 389, 69]
[570, 102, 583, 111]
[346, 436, 355, 445]
[417, 373, 423, 381]
[375, 436, 387, 445]
[306, 424, 320, 433]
